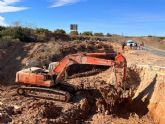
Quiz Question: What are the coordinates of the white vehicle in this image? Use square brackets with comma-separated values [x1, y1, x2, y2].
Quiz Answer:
[126, 40, 136, 46]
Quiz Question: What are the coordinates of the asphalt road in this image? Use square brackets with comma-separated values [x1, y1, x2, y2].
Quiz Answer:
[143, 46, 165, 57]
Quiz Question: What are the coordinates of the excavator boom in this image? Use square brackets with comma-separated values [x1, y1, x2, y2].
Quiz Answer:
[52, 53, 116, 83]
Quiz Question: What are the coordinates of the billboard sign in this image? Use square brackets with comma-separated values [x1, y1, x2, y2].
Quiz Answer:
[70, 24, 78, 31]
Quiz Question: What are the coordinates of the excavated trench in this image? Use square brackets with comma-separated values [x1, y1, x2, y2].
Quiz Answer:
[66, 64, 165, 124]
[25, 64, 163, 124]
[100, 64, 165, 124]
[132, 65, 165, 124]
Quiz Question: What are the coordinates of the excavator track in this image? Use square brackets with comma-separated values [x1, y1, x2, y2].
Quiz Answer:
[17, 86, 71, 102]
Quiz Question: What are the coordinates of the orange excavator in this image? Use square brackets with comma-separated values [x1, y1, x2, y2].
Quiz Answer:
[16, 52, 127, 102]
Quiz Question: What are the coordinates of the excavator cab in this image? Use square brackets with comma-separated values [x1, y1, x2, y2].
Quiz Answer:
[48, 62, 59, 75]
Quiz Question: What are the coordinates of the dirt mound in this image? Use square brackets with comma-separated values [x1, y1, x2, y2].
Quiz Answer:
[90, 113, 154, 124]
[0, 41, 115, 84]
[67, 67, 139, 115]
[0, 86, 96, 124]
[11, 101, 64, 124]
[0, 42, 27, 84]
[26, 41, 115, 66]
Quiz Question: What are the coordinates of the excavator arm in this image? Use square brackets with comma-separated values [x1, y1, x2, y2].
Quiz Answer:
[52, 53, 127, 87]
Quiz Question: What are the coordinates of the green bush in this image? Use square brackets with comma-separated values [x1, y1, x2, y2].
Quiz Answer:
[106, 33, 112, 37]
[159, 37, 165, 40]
[70, 31, 79, 40]
[94, 32, 104, 37]
[0, 26, 35, 42]
[53, 29, 69, 41]
[82, 31, 93, 36]
[0, 26, 72, 43]
[70, 31, 78, 36]
[0, 36, 19, 48]
[0, 26, 6, 31]
[35, 28, 52, 42]
[16, 27, 36, 42]
[54, 29, 66, 35]
[148, 35, 153, 37]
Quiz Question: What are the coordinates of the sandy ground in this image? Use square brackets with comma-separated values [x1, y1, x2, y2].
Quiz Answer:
[0, 41, 164, 124]
[124, 50, 165, 67]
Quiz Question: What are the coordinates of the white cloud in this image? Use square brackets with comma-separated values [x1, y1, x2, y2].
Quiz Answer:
[0, 0, 29, 13]
[51, 0, 81, 7]
[0, 16, 8, 26]
[1, 0, 21, 5]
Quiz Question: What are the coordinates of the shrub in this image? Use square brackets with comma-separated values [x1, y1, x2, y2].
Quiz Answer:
[106, 33, 112, 37]
[159, 37, 165, 40]
[0, 26, 36, 42]
[35, 28, 52, 42]
[53, 29, 69, 41]
[70, 31, 78, 36]
[54, 29, 66, 35]
[93, 32, 104, 37]
[15, 27, 36, 42]
[0, 36, 19, 48]
[0, 26, 6, 31]
[82, 31, 93, 36]
[70, 31, 79, 40]
[148, 35, 153, 37]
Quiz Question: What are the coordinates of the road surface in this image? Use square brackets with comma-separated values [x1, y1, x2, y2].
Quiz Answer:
[143, 46, 165, 57]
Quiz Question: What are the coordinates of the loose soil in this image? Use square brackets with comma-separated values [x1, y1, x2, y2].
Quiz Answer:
[0, 40, 164, 124]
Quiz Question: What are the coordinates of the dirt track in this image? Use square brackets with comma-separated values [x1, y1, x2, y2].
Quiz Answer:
[0, 41, 165, 124]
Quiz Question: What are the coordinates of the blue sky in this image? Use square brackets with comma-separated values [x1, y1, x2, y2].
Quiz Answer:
[0, 0, 165, 36]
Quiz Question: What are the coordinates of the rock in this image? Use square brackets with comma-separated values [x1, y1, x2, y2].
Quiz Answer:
[13, 105, 22, 114]
[0, 107, 12, 123]
[0, 102, 3, 105]
[80, 98, 89, 112]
